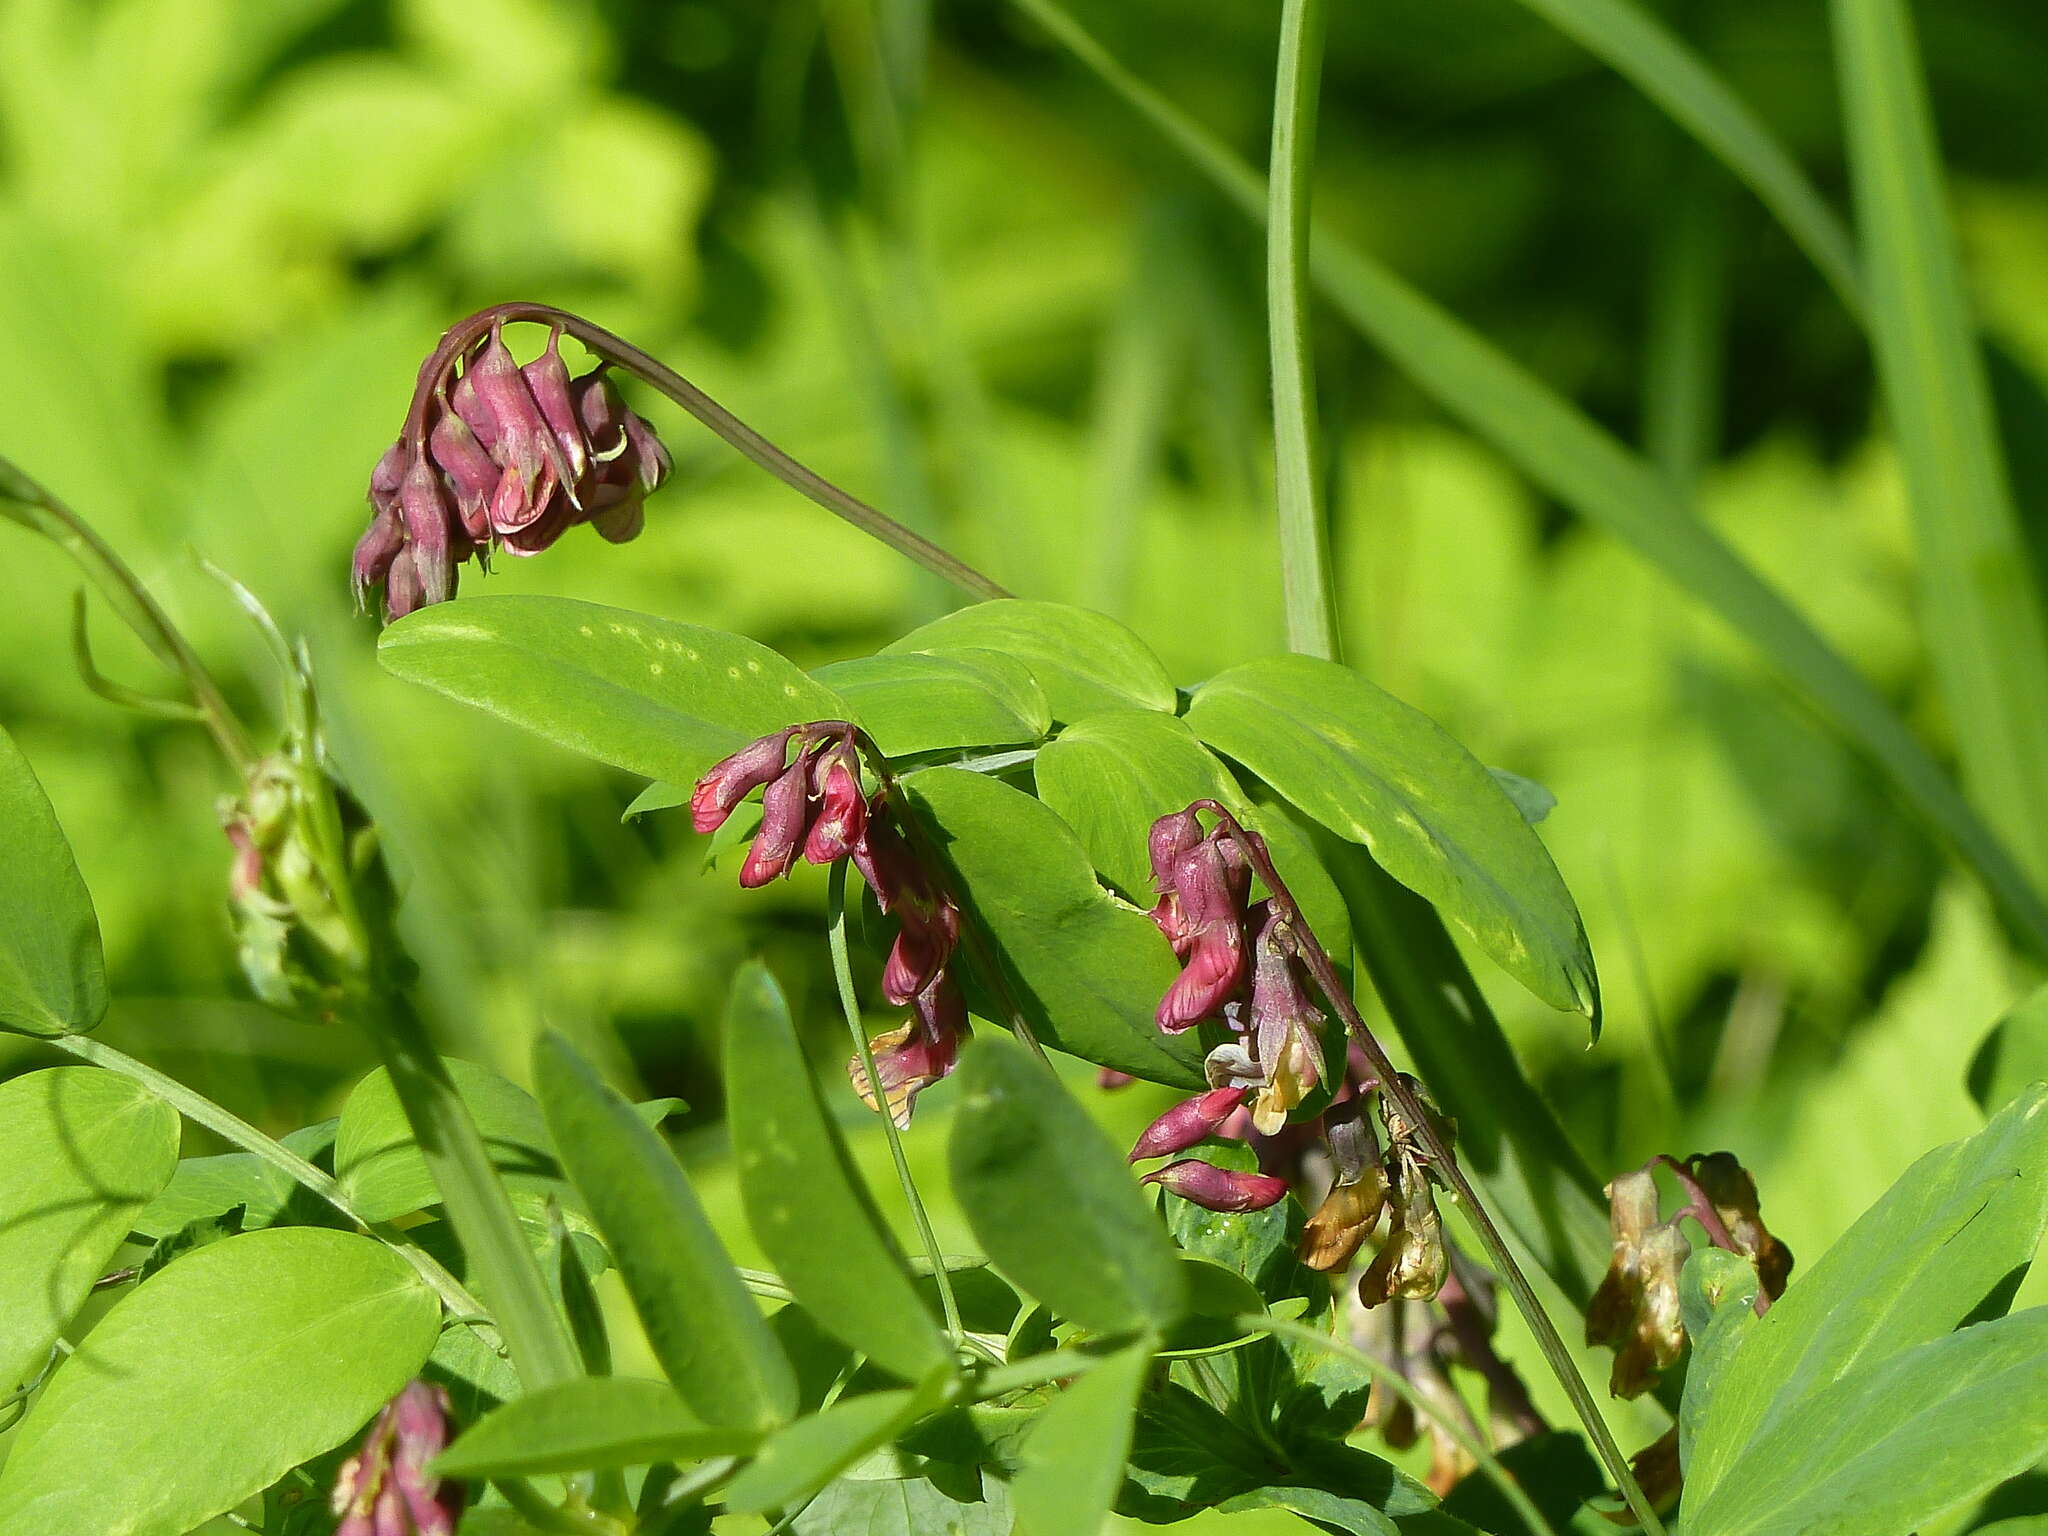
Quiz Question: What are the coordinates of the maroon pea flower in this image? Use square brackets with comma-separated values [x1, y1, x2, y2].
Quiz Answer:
[1142, 1158, 1289, 1213]
[1127, 1086, 1249, 1162]
[331, 1381, 464, 1536]
[738, 743, 821, 888]
[1151, 831, 1253, 1031]
[849, 973, 969, 1128]
[881, 899, 960, 1007]
[802, 739, 868, 866]
[691, 729, 797, 835]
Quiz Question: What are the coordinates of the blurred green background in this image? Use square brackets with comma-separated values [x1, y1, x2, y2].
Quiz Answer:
[2, 0, 2046, 1513]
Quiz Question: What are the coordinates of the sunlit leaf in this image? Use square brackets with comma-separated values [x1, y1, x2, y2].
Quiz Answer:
[0, 1067, 179, 1392]
[814, 648, 1050, 757]
[1012, 1340, 1153, 1536]
[0, 724, 107, 1037]
[433, 1377, 759, 1478]
[0, 1228, 438, 1536]
[887, 599, 1178, 721]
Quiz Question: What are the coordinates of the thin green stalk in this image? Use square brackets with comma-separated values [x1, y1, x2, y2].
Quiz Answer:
[1250, 1315, 1563, 1536]
[493, 1475, 621, 1535]
[44, 1030, 480, 1319]
[363, 990, 582, 1393]
[826, 859, 964, 1341]
[1, 457, 255, 774]
[1267, 0, 1339, 662]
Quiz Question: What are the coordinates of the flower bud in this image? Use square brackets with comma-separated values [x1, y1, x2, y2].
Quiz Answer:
[427, 403, 498, 543]
[739, 744, 819, 888]
[352, 504, 405, 611]
[383, 547, 428, 621]
[691, 729, 796, 834]
[396, 454, 457, 608]
[1157, 924, 1244, 1032]
[1097, 1068, 1136, 1090]
[1128, 1087, 1248, 1162]
[1142, 1158, 1289, 1212]
[882, 899, 959, 1007]
[802, 740, 869, 866]
[1149, 809, 1203, 892]
[521, 329, 589, 487]
[468, 323, 557, 525]
[331, 1381, 463, 1536]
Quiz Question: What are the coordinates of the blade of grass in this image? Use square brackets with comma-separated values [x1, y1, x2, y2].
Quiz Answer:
[1832, 0, 2048, 893]
[1507, 0, 1864, 318]
[1267, 0, 1338, 662]
[1004, 0, 2048, 956]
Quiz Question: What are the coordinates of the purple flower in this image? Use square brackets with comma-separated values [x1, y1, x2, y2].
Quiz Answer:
[355, 323, 672, 624]
[849, 974, 969, 1127]
[802, 740, 869, 866]
[691, 730, 797, 835]
[1246, 908, 1325, 1134]
[1149, 825, 1253, 1031]
[882, 899, 960, 1007]
[331, 1381, 464, 1536]
[1128, 1087, 1249, 1162]
[1142, 1158, 1290, 1213]
[738, 743, 820, 888]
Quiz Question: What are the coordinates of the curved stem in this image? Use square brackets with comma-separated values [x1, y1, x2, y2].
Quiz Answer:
[0, 458, 256, 774]
[826, 859, 964, 1341]
[1249, 1314, 1563, 1536]
[399, 304, 1010, 604]
[1195, 802, 1666, 1533]
[43, 1031, 481, 1319]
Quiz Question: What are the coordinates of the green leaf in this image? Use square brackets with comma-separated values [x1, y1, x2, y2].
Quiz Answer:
[0, 1227, 438, 1536]
[813, 649, 1050, 757]
[1833, 0, 2048, 898]
[1686, 1308, 2048, 1536]
[1687, 1087, 2048, 1518]
[1968, 986, 2048, 1113]
[1012, 1340, 1153, 1536]
[131, 1121, 337, 1240]
[904, 766, 1204, 1087]
[333, 1058, 674, 1223]
[0, 724, 107, 1036]
[724, 1386, 935, 1516]
[1676, 1248, 1763, 1471]
[789, 1471, 1011, 1535]
[1186, 653, 1597, 1021]
[1159, 1256, 1267, 1359]
[724, 962, 952, 1383]
[433, 1377, 759, 1477]
[885, 598, 1178, 721]
[948, 1035, 1187, 1333]
[1507, 0, 1861, 313]
[1034, 709, 1352, 966]
[535, 1031, 798, 1429]
[378, 594, 847, 787]
[0, 1067, 179, 1391]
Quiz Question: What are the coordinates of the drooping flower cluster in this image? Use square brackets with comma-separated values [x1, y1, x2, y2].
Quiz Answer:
[331, 1381, 463, 1536]
[1586, 1151, 1791, 1399]
[692, 721, 968, 1125]
[354, 322, 671, 622]
[1128, 807, 1338, 1210]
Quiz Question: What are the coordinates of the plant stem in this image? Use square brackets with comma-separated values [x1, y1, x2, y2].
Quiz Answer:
[1250, 1314, 1563, 1536]
[396, 305, 1011, 605]
[44, 1031, 480, 1319]
[826, 859, 964, 1341]
[360, 989, 583, 1393]
[0, 458, 255, 775]
[1197, 803, 1666, 1532]
[1266, 0, 1340, 662]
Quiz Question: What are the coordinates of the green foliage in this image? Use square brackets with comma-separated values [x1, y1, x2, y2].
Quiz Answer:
[887, 600, 1179, 721]
[0, 724, 106, 1036]
[812, 649, 1049, 756]
[534, 1030, 798, 1430]
[1683, 1088, 2048, 1534]
[1971, 986, 2048, 1114]
[379, 594, 847, 787]
[1012, 1339, 1153, 1536]
[723, 1385, 940, 1516]
[949, 1035, 1188, 1334]
[0, 1228, 437, 1536]
[724, 960, 952, 1383]
[1187, 653, 1597, 1020]
[433, 1378, 758, 1478]
[906, 766, 1206, 1085]
[0, 1067, 179, 1391]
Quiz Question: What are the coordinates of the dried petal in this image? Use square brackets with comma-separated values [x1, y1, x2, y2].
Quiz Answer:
[1690, 1151, 1793, 1300]
[1358, 1180, 1447, 1306]
[1142, 1158, 1289, 1212]
[1299, 1167, 1390, 1271]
